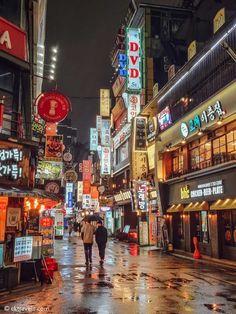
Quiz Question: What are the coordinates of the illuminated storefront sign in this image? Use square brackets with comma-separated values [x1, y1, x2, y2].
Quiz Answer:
[45, 135, 63, 160]
[134, 181, 148, 211]
[0, 148, 23, 180]
[126, 28, 142, 92]
[157, 106, 172, 131]
[90, 128, 98, 151]
[180, 100, 225, 138]
[100, 89, 110, 117]
[146, 117, 157, 142]
[127, 94, 140, 122]
[96, 115, 102, 134]
[101, 119, 110, 146]
[118, 53, 127, 76]
[114, 190, 132, 203]
[112, 76, 126, 97]
[77, 181, 83, 202]
[0, 17, 27, 61]
[147, 144, 155, 170]
[66, 182, 73, 209]
[133, 117, 147, 152]
[101, 147, 111, 175]
[180, 180, 224, 200]
[36, 160, 63, 180]
[82, 160, 92, 181]
[113, 123, 131, 149]
[82, 194, 91, 209]
[132, 152, 148, 180]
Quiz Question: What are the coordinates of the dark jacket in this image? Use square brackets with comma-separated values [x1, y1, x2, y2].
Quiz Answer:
[95, 226, 108, 245]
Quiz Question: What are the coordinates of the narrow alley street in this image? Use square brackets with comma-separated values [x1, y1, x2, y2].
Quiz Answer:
[0, 234, 236, 314]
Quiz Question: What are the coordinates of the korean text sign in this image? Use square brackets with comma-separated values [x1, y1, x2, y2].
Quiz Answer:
[126, 28, 142, 92]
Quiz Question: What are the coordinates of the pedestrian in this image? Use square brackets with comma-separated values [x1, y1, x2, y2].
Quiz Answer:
[81, 217, 96, 266]
[68, 218, 73, 237]
[95, 220, 108, 266]
[78, 221, 82, 236]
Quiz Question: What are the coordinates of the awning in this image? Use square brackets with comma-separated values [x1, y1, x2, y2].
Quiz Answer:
[184, 201, 209, 212]
[210, 198, 236, 210]
[167, 204, 184, 213]
[0, 187, 61, 201]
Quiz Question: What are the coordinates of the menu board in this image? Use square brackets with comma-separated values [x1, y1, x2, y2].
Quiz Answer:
[39, 219, 54, 256]
[13, 236, 33, 262]
[139, 221, 149, 246]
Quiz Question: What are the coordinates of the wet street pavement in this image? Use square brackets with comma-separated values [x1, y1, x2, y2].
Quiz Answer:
[1, 234, 236, 314]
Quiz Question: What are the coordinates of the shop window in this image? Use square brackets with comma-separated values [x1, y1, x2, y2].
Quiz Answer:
[177, 214, 184, 239]
[192, 211, 209, 243]
[222, 210, 236, 247]
[172, 149, 183, 174]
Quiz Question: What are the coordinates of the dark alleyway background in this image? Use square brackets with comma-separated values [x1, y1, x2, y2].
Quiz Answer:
[0, 234, 236, 314]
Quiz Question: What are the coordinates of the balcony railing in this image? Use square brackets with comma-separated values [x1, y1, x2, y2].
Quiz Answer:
[166, 152, 236, 180]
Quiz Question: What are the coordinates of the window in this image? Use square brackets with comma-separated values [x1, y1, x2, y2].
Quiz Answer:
[226, 131, 236, 160]
[115, 140, 129, 165]
[222, 210, 236, 247]
[213, 135, 226, 164]
[172, 149, 183, 173]
[0, 0, 22, 27]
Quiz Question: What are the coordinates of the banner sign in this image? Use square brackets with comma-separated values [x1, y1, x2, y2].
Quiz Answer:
[126, 28, 142, 92]
[90, 128, 98, 151]
[14, 237, 33, 262]
[101, 119, 110, 146]
[91, 186, 99, 199]
[157, 106, 173, 131]
[101, 147, 111, 175]
[100, 89, 110, 117]
[96, 115, 102, 134]
[82, 160, 92, 181]
[118, 53, 127, 76]
[77, 181, 83, 202]
[113, 123, 131, 149]
[0, 197, 7, 241]
[134, 180, 148, 211]
[83, 180, 91, 194]
[112, 76, 125, 97]
[134, 117, 147, 151]
[45, 135, 63, 160]
[132, 152, 148, 180]
[127, 94, 141, 122]
[82, 194, 91, 209]
[66, 182, 73, 208]
[146, 117, 157, 142]
[36, 160, 63, 180]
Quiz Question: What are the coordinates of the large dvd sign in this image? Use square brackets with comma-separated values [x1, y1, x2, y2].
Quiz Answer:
[126, 28, 142, 92]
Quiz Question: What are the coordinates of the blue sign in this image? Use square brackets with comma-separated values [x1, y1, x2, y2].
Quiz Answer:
[66, 183, 73, 209]
[118, 53, 127, 77]
[0, 244, 3, 267]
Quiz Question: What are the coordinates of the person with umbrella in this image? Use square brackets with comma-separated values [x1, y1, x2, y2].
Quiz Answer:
[95, 220, 108, 266]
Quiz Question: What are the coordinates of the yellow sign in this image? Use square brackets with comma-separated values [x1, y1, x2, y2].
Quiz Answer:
[132, 151, 148, 180]
[213, 8, 225, 34]
[100, 89, 110, 117]
[180, 185, 190, 200]
[188, 40, 196, 61]
[147, 144, 155, 170]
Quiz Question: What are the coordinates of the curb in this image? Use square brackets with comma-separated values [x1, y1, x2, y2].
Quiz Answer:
[170, 252, 236, 270]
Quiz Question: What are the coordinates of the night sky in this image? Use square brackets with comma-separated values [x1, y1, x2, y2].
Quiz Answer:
[45, 0, 130, 143]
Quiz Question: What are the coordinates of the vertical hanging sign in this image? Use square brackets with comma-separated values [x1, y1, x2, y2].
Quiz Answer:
[126, 28, 142, 92]
[100, 89, 110, 117]
[90, 128, 98, 151]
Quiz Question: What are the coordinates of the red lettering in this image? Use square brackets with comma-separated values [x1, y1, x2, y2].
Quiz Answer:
[130, 56, 138, 65]
[130, 69, 139, 78]
[130, 42, 139, 52]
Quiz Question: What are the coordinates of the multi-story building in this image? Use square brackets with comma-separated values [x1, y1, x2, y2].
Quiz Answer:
[0, 0, 48, 289]
[110, 0, 195, 243]
[151, 6, 236, 260]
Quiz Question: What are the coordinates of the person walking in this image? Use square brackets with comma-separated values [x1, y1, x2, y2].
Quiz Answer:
[68, 218, 73, 237]
[81, 218, 95, 266]
[95, 220, 108, 266]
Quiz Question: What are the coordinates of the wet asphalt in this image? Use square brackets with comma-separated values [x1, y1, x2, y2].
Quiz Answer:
[0, 233, 236, 314]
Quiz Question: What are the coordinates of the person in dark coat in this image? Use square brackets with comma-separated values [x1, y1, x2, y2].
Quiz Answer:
[95, 221, 108, 265]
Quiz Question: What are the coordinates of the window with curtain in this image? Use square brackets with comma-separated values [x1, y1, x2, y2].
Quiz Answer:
[222, 210, 236, 247]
